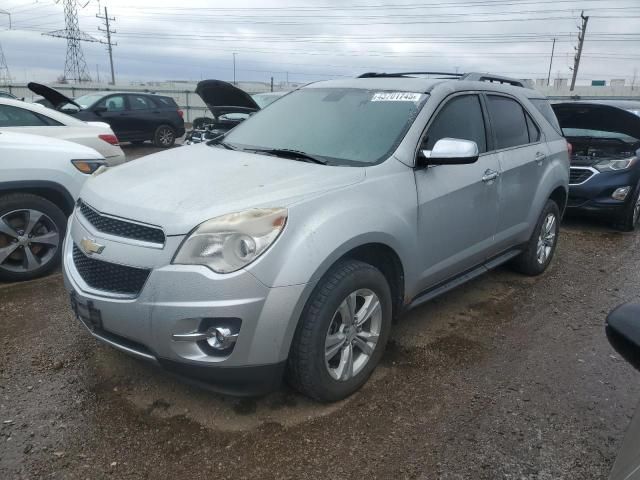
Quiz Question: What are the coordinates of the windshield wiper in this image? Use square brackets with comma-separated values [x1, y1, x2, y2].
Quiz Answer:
[246, 148, 328, 165]
[206, 137, 239, 150]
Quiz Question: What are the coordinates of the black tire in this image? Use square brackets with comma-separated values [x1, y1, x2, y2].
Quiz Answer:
[287, 260, 392, 402]
[613, 180, 640, 232]
[511, 199, 560, 276]
[153, 125, 176, 148]
[0, 193, 66, 282]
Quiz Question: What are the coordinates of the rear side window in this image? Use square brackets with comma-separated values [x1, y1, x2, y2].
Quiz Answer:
[525, 112, 541, 143]
[486, 95, 529, 149]
[129, 95, 154, 110]
[422, 94, 487, 153]
[530, 98, 562, 133]
[0, 104, 50, 127]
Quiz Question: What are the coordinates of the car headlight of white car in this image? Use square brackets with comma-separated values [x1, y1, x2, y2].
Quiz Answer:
[594, 156, 637, 172]
[173, 208, 287, 273]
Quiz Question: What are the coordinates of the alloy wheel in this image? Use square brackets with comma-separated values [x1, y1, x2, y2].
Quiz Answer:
[0, 209, 59, 273]
[158, 127, 174, 146]
[324, 288, 382, 381]
[536, 213, 557, 265]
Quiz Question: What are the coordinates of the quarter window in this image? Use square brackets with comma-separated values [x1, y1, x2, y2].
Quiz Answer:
[525, 112, 541, 143]
[0, 105, 49, 127]
[422, 94, 487, 153]
[486, 95, 530, 149]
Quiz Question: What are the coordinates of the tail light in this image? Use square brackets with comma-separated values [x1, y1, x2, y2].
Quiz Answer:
[98, 134, 120, 146]
[566, 141, 573, 156]
[177, 109, 184, 119]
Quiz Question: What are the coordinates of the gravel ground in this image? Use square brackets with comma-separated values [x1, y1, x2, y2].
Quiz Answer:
[1, 151, 639, 478]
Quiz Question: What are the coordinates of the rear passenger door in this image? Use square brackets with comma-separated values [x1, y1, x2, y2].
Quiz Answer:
[414, 93, 502, 291]
[484, 94, 547, 249]
[127, 94, 157, 140]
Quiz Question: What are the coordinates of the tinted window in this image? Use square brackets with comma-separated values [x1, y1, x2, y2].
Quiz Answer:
[0, 104, 49, 127]
[487, 95, 529, 149]
[525, 112, 541, 143]
[531, 98, 562, 133]
[422, 94, 487, 153]
[129, 95, 154, 110]
[97, 95, 126, 112]
[225, 88, 429, 166]
[154, 96, 177, 108]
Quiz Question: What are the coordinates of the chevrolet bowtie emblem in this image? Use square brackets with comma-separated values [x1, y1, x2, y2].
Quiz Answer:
[80, 237, 105, 256]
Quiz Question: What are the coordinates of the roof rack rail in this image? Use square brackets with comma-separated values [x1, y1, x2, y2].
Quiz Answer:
[460, 72, 527, 88]
[358, 71, 463, 78]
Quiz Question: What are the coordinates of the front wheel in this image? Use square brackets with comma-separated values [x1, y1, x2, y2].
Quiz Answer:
[0, 193, 66, 281]
[287, 260, 392, 402]
[153, 125, 176, 148]
[511, 199, 560, 276]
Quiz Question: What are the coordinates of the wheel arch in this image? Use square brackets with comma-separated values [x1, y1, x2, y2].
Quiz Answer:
[0, 181, 75, 216]
[549, 185, 568, 217]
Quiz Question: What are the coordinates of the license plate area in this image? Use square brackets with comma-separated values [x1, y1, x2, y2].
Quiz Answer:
[70, 291, 103, 332]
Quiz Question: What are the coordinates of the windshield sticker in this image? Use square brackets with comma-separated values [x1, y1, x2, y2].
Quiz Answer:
[371, 92, 423, 102]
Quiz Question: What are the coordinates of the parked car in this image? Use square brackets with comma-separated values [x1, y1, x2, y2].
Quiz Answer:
[0, 131, 106, 281]
[27, 82, 185, 148]
[63, 72, 569, 401]
[186, 80, 287, 144]
[552, 100, 640, 230]
[605, 303, 640, 480]
[0, 97, 125, 166]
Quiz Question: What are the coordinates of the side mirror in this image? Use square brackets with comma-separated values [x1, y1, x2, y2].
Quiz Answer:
[419, 138, 479, 166]
[606, 303, 640, 372]
[93, 106, 107, 115]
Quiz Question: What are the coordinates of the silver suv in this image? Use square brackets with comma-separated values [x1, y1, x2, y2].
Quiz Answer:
[63, 73, 569, 401]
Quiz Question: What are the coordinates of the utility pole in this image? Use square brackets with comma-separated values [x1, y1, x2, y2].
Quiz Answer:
[232, 53, 237, 85]
[44, 0, 98, 83]
[570, 11, 589, 92]
[97, 6, 116, 85]
[546, 37, 556, 86]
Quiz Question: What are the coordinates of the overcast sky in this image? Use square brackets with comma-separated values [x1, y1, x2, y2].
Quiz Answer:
[1, 0, 639, 86]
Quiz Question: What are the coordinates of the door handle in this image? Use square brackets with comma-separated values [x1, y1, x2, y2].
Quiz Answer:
[535, 152, 546, 165]
[482, 169, 500, 183]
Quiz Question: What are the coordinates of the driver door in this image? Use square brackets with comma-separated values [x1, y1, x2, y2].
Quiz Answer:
[414, 93, 501, 292]
[92, 94, 131, 139]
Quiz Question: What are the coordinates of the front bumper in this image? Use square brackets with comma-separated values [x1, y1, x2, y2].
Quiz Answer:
[62, 209, 305, 394]
[567, 167, 639, 217]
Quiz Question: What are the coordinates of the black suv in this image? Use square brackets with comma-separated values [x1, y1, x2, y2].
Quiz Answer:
[28, 83, 185, 148]
[553, 100, 640, 230]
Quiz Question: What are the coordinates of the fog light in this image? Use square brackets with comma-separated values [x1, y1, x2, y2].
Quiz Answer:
[206, 327, 238, 350]
[612, 186, 631, 201]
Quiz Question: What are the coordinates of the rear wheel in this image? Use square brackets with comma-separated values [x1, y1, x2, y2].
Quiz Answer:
[287, 260, 392, 402]
[613, 180, 640, 232]
[511, 199, 560, 276]
[153, 125, 176, 148]
[0, 193, 66, 281]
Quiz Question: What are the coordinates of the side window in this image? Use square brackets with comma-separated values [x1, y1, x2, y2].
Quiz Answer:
[486, 95, 529, 149]
[531, 98, 562, 134]
[525, 112, 541, 143]
[129, 95, 153, 110]
[0, 104, 49, 127]
[97, 95, 126, 112]
[422, 94, 487, 153]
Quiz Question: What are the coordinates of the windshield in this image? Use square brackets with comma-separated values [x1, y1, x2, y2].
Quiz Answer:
[252, 93, 284, 109]
[224, 88, 428, 166]
[74, 93, 107, 109]
[564, 128, 639, 143]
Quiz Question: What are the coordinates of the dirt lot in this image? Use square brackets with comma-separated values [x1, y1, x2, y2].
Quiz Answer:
[1, 145, 639, 479]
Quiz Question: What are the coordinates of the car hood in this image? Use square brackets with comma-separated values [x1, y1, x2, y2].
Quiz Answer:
[195, 79, 260, 118]
[79, 143, 366, 235]
[27, 82, 81, 111]
[552, 102, 640, 139]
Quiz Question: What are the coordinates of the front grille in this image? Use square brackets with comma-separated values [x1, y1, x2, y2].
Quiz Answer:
[78, 200, 165, 245]
[73, 244, 151, 296]
[569, 168, 595, 185]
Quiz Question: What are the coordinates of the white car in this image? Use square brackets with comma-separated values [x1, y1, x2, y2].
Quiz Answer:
[0, 97, 126, 166]
[0, 131, 106, 281]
